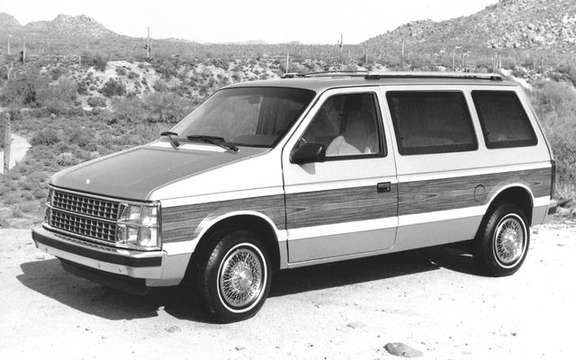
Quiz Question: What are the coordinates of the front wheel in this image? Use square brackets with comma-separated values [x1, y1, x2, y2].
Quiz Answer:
[197, 229, 271, 322]
[474, 203, 530, 276]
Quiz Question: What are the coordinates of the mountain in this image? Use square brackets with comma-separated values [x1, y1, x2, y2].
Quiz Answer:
[0, 12, 21, 28]
[0, 13, 204, 58]
[24, 14, 117, 38]
[364, 0, 576, 52]
[0, 13, 117, 38]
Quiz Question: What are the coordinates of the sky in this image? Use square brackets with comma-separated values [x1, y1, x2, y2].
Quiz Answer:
[1, 0, 497, 44]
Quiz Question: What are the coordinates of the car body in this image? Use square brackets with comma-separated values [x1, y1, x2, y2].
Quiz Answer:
[32, 72, 555, 321]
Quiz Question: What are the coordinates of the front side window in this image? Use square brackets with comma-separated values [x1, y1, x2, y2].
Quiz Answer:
[387, 91, 478, 155]
[472, 90, 537, 149]
[299, 92, 384, 158]
[171, 87, 315, 147]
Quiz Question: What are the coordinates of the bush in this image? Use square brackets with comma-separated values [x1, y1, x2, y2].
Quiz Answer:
[116, 67, 128, 76]
[532, 81, 576, 198]
[38, 77, 78, 114]
[87, 96, 107, 108]
[0, 68, 49, 107]
[30, 128, 61, 146]
[112, 96, 146, 122]
[143, 92, 195, 123]
[82, 52, 108, 72]
[100, 78, 126, 98]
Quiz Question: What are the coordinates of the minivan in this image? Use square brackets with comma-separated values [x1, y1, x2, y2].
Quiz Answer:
[32, 72, 556, 322]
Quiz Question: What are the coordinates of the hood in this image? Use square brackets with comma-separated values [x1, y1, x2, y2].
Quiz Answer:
[50, 144, 268, 200]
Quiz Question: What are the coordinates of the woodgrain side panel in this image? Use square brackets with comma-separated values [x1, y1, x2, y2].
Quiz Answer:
[161, 195, 285, 243]
[285, 184, 398, 229]
[160, 167, 551, 244]
[399, 168, 551, 216]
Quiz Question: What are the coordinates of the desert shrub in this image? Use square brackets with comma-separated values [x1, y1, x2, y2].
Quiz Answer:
[532, 81, 576, 198]
[116, 67, 128, 76]
[38, 77, 78, 113]
[100, 78, 126, 98]
[143, 91, 195, 123]
[68, 128, 94, 149]
[30, 128, 61, 146]
[0, 68, 49, 107]
[112, 96, 146, 122]
[82, 52, 108, 72]
[49, 67, 65, 81]
[87, 96, 107, 108]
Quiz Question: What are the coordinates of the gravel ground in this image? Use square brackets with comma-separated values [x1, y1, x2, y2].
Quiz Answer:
[0, 223, 574, 359]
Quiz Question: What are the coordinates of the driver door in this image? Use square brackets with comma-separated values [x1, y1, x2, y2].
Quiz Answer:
[281, 87, 399, 264]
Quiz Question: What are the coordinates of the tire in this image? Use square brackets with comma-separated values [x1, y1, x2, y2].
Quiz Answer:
[196, 228, 271, 322]
[474, 203, 530, 277]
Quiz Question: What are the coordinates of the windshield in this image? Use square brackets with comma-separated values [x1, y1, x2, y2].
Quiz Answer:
[170, 87, 316, 147]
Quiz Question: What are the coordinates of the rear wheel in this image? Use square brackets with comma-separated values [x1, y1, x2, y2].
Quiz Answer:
[196, 228, 271, 322]
[475, 203, 530, 276]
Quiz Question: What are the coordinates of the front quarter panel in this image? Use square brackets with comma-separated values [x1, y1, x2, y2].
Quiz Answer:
[154, 150, 286, 245]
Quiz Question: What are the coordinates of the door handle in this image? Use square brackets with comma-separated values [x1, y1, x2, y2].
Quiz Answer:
[377, 182, 391, 193]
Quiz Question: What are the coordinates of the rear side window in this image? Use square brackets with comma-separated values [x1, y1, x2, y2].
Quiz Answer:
[386, 91, 477, 155]
[472, 91, 537, 149]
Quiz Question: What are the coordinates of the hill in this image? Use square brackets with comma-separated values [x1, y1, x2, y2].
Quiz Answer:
[364, 0, 576, 53]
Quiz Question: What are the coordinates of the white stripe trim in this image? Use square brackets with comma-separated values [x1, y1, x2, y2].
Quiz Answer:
[534, 196, 551, 208]
[398, 206, 485, 227]
[161, 196, 552, 254]
[160, 186, 284, 207]
[398, 162, 551, 183]
[288, 217, 397, 240]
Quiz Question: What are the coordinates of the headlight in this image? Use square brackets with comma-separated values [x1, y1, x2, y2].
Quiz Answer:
[117, 203, 161, 250]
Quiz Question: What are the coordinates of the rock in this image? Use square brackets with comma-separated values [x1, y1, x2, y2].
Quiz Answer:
[384, 343, 423, 358]
[56, 152, 74, 166]
[165, 325, 181, 333]
[346, 321, 366, 329]
[556, 207, 571, 217]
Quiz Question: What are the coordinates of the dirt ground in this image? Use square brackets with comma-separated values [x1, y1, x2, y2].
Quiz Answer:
[0, 222, 574, 360]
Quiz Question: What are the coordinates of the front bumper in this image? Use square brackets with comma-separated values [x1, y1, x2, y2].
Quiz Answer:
[32, 226, 189, 287]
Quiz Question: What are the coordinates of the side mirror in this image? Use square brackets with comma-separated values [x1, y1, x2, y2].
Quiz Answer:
[290, 143, 326, 165]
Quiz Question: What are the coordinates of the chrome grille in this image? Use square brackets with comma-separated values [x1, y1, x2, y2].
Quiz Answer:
[48, 189, 122, 244]
[49, 209, 117, 243]
[52, 190, 121, 221]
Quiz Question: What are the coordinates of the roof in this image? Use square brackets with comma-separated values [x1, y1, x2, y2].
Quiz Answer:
[227, 72, 518, 93]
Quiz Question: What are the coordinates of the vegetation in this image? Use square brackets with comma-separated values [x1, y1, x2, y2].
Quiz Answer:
[531, 81, 576, 199]
[1, 50, 576, 227]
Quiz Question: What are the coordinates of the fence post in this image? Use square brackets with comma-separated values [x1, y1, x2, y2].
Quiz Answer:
[3, 112, 11, 176]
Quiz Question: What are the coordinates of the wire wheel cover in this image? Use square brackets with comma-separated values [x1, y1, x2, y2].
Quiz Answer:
[494, 215, 525, 265]
[219, 247, 264, 308]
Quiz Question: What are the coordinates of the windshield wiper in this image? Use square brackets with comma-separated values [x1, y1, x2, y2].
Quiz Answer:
[160, 131, 181, 150]
[186, 135, 239, 152]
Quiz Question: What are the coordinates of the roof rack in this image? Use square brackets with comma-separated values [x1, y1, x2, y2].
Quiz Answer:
[364, 72, 503, 81]
[281, 71, 503, 81]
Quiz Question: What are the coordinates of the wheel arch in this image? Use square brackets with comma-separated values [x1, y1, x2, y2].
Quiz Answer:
[484, 183, 535, 226]
[191, 211, 283, 272]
